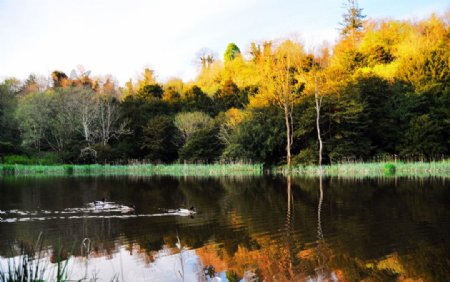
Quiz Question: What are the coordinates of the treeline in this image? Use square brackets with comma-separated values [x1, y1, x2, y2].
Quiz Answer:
[0, 10, 449, 165]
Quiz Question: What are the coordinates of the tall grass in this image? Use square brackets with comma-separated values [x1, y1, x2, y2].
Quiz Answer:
[0, 236, 120, 282]
[2, 161, 449, 178]
[0, 234, 46, 282]
[0, 163, 263, 177]
[280, 160, 450, 178]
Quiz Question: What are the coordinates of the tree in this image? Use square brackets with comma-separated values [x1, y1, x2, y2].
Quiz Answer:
[340, 0, 366, 43]
[301, 50, 332, 167]
[136, 68, 157, 90]
[214, 79, 242, 111]
[325, 87, 371, 162]
[95, 94, 130, 146]
[257, 40, 305, 166]
[174, 111, 213, 143]
[178, 127, 223, 163]
[224, 43, 241, 62]
[0, 79, 21, 155]
[51, 71, 69, 88]
[182, 85, 214, 114]
[400, 114, 446, 158]
[141, 116, 180, 162]
[196, 48, 216, 70]
[250, 42, 262, 63]
[16, 92, 50, 152]
[221, 106, 285, 164]
[136, 84, 163, 100]
[217, 108, 244, 146]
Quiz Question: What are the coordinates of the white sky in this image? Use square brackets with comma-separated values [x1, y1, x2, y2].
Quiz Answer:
[0, 0, 448, 85]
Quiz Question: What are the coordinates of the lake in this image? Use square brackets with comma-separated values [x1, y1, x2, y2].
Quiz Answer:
[0, 175, 449, 281]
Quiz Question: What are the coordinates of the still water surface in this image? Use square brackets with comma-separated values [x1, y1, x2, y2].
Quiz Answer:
[0, 175, 448, 281]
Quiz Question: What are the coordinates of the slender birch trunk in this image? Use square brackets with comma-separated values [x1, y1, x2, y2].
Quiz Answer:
[314, 75, 323, 168]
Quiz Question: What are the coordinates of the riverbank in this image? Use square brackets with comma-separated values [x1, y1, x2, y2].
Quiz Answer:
[1, 161, 449, 177]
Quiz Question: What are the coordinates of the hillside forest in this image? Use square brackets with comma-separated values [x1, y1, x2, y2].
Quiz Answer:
[0, 5, 449, 166]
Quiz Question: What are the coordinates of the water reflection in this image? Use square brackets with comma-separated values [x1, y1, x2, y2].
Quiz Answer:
[307, 175, 337, 281]
[0, 175, 449, 281]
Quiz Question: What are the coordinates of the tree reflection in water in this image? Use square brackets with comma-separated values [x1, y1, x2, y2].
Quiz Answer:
[1, 175, 449, 281]
[307, 175, 338, 282]
[277, 175, 295, 280]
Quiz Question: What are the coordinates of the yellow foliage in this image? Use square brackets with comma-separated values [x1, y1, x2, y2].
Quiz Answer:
[195, 244, 228, 273]
[223, 108, 245, 128]
[376, 253, 405, 274]
[196, 61, 223, 95]
[223, 56, 261, 88]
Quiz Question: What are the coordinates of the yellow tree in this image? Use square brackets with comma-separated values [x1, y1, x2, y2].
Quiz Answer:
[257, 40, 305, 166]
[302, 47, 334, 168]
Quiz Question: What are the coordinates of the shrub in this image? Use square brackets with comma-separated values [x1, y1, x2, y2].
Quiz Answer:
[384, 163, 396, 176]
[293, 147, 317, 165]
[2, 154, 33, 165]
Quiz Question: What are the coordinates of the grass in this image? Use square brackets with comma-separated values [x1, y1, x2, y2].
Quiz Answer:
[0, 163, 264, 177]
[279, 160, 450, 178]
[0, 236, 120, 282]
[0, 233, 46, 282]
[1, 161, 449, 178]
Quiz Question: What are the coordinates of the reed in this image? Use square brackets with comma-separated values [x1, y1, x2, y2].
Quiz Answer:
[0, 163, 263, 177]
[281, 160, 450, 178]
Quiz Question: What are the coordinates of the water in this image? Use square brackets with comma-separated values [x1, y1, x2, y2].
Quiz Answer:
[0, 175, 448, 281]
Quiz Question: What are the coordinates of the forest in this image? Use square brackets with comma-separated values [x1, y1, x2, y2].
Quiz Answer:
[0, 6, 449, 167]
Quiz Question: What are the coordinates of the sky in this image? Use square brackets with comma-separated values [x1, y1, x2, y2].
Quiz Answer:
[0, 0, 448, 85]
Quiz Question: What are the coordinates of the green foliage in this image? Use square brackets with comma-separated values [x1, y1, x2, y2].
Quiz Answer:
[400, 114, 446, 158]
[340, 0, 366, 37]
[2, 153, 60, 165]
[293, 147, 317, 165]
[141, 116, 180, 163]
[354, 74, 397, 154]
[384, 163, 396, 176]
[324, 88, 371, 162]
[182, 85, 215, 114]
[222, 107, 285, 164]
[0, 80, 20, 154]
[179, 127, 223, 163]
[214, 79, 245, 111]
[224, 42, 241, 62]
[2, 154, 33, 165]
[136, 84, 163, 100]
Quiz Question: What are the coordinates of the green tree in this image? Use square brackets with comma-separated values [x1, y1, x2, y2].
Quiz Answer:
[324, 89, 371, 162]
[214, 79, 243, 111]
[178, 127, 223, 163]
[182, 85, 214, 114]
[222, 107, 286, 164]
[0, 79, 21, 155]
[140, 116, 180, 163]
[340, 0, 366, 42]
[136, 84, 163, 100]
[400, 114, 446, 158]
[224, 43, 241, 62]
[354, 74, 397, 155]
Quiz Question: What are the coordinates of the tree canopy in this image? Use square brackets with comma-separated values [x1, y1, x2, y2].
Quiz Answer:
[1, 8, 448, 165]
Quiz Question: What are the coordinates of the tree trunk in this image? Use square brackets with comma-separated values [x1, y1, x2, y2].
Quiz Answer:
[284, 104, 292, 167]
[315, 76, 323, 168]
